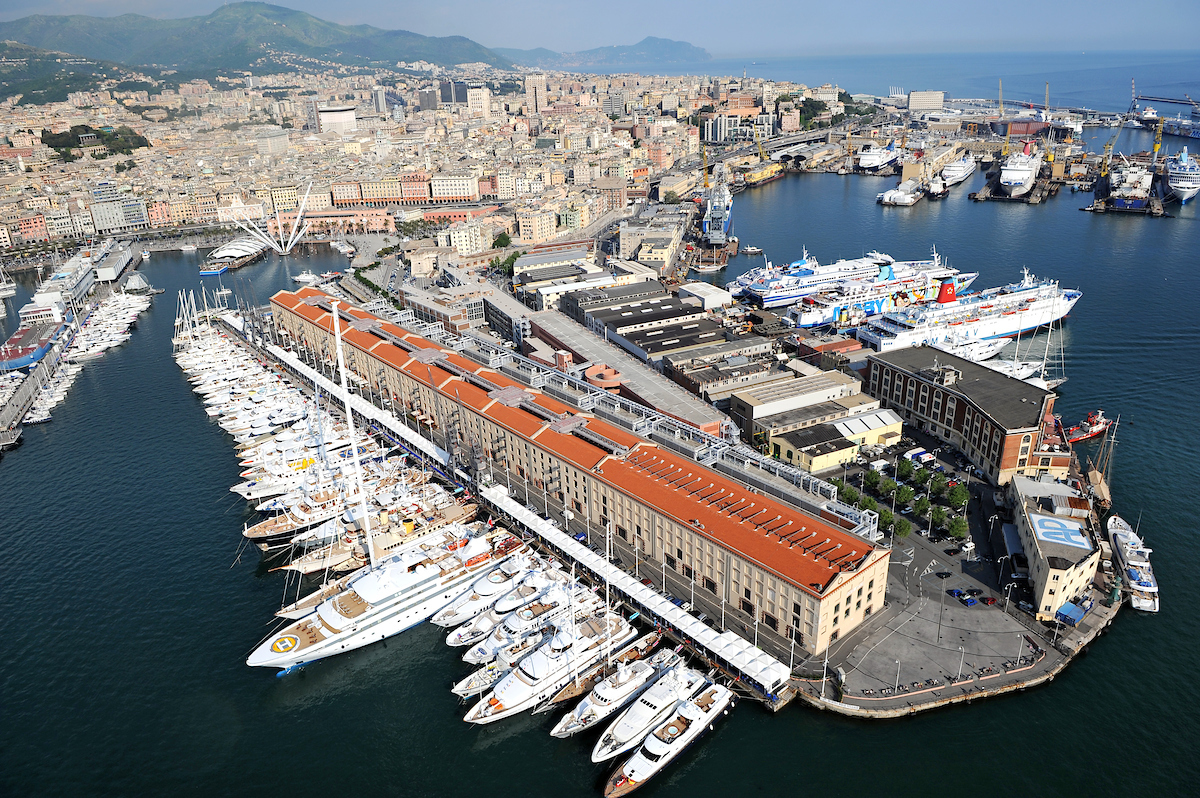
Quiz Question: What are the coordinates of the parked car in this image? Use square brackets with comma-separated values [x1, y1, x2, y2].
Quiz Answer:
[947, 588, 965, 598]
[1018, 601, 1034, 613]
[640, 578, 654, 588]
[982, 597, 997, 605]
[901, 506, 913, 515]
[966, 588, 983, 597]
[959, 596, 979, 607]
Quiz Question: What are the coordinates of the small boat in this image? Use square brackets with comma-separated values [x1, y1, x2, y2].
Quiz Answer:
[199, 264, 228, 276]
[1065, 409, 1111, 443]
[292, 270, 319, 285]
[180, 244, 198, 253]
[689, 262, 723, 274]
[741, 246, 763, 256]
[141, 250, 151, 259]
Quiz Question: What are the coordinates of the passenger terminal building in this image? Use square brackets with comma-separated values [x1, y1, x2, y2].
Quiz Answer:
[271, 287, 889, 657]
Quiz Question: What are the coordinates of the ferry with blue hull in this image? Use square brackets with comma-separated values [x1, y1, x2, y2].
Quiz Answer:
[1, 322, 67, 371]
[856, 268, 1081, 352]
[786, 253, 977, 328]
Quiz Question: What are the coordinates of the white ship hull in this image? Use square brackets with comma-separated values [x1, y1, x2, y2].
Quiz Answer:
[857, 274, 1081, 352]
[998, 152, 1043, 197]
[941, 156, 977, 186]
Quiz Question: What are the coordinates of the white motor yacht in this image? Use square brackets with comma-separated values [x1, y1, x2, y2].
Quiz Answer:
[591, 665, 710, 762]
[430, 556, 537, 627]
[463, 612, 637, 724]
[603, 684, 737, 796]
[550, 649, 682, 739]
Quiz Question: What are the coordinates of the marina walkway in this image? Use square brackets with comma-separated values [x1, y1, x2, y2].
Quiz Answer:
[478, 482, 795, 707]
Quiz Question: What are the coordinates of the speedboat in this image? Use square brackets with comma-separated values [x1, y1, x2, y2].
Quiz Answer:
[550, 649, 681, 739]
[603, 684, 737, 796]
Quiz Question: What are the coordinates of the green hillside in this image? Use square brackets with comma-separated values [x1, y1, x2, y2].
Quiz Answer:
[0, 3, 510, 71]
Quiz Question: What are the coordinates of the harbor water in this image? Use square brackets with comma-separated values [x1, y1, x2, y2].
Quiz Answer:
[4, 158, 1200, 795]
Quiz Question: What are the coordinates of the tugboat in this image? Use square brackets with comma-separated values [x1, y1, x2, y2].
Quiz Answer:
[1065, 409, 1111, 443]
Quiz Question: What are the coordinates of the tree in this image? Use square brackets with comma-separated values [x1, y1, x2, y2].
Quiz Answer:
[913, 467, 931, 487]
[896, 457, 915, 481]
[948, 484, 971, 510]
[914, 496, 931, 519]
[877, 509, 893, 531]
[857, 496, 877, 513]
[931, 474, 949, 498]
[880, 477, 898, 498]
[896, 485, 915, 505]
[949, 516, 969, 540]
[662, 190, 681, 205]
[492, 231, 511, 249]
[930, 506, 947, 530]
[863, 469, 882, 491]
[839, 486, 859, 506]
[894, 517, 912, 539]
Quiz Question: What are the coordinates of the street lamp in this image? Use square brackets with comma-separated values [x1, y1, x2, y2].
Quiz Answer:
[753, 618, 759, 648]
[957, 646, 965, 680]
[721, 597, 726, 631]
[895, 659, 901, 692]
[1004, 582, 1017, 612]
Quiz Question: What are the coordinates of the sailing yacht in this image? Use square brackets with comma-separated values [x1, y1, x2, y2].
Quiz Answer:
[248, 527, 526, 671]
[0, 264, 17, 298]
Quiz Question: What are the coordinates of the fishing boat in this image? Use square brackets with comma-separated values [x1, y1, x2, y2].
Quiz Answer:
[603, 684, 737, 796]
[1107, 515, 1158, 612]
[1065, 409, 1111, 443]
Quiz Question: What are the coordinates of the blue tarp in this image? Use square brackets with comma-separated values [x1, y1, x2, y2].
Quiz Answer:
[1055, 601, 1086, 627]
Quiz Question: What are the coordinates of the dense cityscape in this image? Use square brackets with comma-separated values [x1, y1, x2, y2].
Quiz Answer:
[1, 3, 1195, 796]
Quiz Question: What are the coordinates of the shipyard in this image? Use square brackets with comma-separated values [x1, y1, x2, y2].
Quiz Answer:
[0, 4, 1194, 795]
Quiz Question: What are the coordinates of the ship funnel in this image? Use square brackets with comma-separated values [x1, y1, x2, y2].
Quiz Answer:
[1023, 140, 1031, 156]
[936, 279, 957, 304]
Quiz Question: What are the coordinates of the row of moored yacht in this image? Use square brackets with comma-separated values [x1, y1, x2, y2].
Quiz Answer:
[172, 301, 736, 795]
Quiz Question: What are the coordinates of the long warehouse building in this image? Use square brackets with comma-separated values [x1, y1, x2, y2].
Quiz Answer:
[271, 287, 889, 656]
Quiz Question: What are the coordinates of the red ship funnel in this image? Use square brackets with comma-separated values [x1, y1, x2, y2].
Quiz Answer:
[1023, 140, 1031, 156]
[936, 279, 957, 303]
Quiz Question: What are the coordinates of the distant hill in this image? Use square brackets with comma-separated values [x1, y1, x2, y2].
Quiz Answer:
[494, 38, 711, 69]
[0, 3, 511, 71]
[0, 41, 149, 105]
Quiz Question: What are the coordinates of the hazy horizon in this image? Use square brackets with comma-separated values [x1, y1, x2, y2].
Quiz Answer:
[2, 0, 1197, 59]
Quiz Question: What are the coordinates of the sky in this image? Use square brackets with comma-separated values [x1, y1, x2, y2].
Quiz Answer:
[2, 0, 1198, 57]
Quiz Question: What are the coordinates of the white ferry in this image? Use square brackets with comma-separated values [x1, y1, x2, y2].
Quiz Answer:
[744, 251, 898, 308]
[786, 251, 977, 328]
[856, 268, 1082, 352]
[998, 142, 1043, 198]
[941, 155, 977, 186]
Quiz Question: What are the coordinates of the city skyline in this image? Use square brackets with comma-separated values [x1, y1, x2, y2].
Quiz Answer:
[1, 0, 1197, 58]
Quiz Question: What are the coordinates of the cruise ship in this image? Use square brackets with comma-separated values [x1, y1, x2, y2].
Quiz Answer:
[786, 253, 978, 328]
[745, 251, 920, 309]
[246, 527, 526, 672]
[858, 141, 899, 171]
[1166, 147, 1200, 204]
[1107, 515, 1158, 612]
[856, 269, 1082, 352]
[941, 155, 977, 186]
[998, 143, 1043, 198]
[700, 184, 733, 247]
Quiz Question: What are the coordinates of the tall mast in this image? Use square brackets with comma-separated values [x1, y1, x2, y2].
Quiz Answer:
[331, 300, 376, 568]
